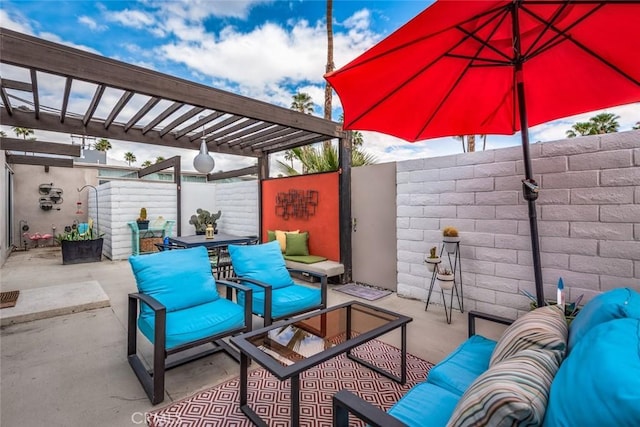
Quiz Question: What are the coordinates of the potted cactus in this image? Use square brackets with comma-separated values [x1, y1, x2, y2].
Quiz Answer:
[137, 208, 149, 230]
[436, 267, 455, 290]
[442, 226, 460, 253]
[424, 246, 441, 272]
[189, 208, 222, 235]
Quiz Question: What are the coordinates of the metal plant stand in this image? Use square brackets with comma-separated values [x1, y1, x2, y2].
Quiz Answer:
[425, 241, 463, 324]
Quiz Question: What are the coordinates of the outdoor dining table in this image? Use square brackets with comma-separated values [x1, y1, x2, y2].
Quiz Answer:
[168, 232, 258, 249]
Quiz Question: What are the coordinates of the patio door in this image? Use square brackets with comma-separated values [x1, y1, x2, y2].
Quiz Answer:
[351, 162, 397, 291]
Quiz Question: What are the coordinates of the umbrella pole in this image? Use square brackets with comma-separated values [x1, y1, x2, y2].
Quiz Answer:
[516, 69, 545, 309]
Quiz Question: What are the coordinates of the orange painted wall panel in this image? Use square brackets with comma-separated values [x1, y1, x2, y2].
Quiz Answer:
[261, 172, 340, 261]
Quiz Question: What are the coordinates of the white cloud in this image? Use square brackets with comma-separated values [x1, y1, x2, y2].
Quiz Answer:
[38, 32, 102, 55]
[78, 15, 107, 31]
[0, 9, 34, 34]
[104, 9, 156, 29]
[152, 0, 272, 21]
[154, 8, 379, 110]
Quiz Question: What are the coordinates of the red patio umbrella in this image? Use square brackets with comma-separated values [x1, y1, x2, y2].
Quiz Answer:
[326, 0, 640, 308]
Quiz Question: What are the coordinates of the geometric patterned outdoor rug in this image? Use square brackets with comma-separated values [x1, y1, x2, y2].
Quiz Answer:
[148, 339, 432, 427]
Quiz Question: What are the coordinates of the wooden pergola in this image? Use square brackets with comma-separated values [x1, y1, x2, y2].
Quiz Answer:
[0, 28, 353, 280]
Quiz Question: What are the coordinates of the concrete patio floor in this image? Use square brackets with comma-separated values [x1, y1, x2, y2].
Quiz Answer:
[0, 247, 505, 427]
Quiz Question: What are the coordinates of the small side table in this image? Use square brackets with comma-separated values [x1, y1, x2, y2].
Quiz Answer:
[128, 220, 175, 255]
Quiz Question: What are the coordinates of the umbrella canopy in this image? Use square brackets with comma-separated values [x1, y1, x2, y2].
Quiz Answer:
[326, 0, 640, 307]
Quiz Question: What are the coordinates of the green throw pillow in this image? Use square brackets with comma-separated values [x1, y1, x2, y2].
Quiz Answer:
[267, 230, 276, 242]
[285, 232, 309, 256]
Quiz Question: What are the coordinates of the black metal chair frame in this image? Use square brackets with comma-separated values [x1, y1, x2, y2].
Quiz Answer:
[127, 280, 253, 405]
[331, 311, 514, 427]
[226, 268, 327, 326]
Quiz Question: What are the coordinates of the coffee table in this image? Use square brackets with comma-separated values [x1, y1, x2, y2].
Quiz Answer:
[230, 301, 412, 427]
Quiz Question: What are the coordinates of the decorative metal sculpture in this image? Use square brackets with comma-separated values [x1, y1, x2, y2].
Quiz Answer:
[275, 190, 318, 220]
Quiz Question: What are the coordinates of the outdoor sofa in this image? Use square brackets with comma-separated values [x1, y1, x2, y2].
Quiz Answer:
[267, 229, 345, 282]
[334, 287, 640, 426]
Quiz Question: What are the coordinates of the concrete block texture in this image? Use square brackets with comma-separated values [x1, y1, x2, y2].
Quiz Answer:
[543, 170, 598, 189]
[571, 187, 635, 204]
[601, 205, 640, 223]
[395, 133, 636, 316]
[569, 150, 633, 171]
[601, 167, 640, 186]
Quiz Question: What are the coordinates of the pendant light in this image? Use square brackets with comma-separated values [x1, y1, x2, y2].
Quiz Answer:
[193, 118, 215, 173]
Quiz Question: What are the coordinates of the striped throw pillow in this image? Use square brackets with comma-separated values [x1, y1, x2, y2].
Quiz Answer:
[447, 348, 562, 427]
[489, 305, 568, 366]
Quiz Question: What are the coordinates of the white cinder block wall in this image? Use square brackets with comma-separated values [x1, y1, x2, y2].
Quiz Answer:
[98, 181, 177, 260]
[397, 131, 640, 319]
[214, 180, 259, 236]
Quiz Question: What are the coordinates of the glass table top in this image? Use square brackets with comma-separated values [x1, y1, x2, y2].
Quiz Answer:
[244, 302, 405, 366]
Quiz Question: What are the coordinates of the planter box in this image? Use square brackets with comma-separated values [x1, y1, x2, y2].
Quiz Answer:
[61, 238, 103, 265]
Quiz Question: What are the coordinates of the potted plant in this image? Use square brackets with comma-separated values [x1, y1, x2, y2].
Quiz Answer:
[424, 246, 441, 272]
[57, 219, 104, 265]
[442, 226, 460, 253]
[436, 267, 455, 290]
[189, 208, 222, 235]
[137, 208, 149, 230]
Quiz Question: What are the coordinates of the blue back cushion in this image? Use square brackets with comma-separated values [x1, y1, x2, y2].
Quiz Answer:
[544, 318, 640, 426]
[568, 287, 640, 351]
[427, 334, 496, 396]
[129, 246, 219, 315]
[228, 241, 295, 290]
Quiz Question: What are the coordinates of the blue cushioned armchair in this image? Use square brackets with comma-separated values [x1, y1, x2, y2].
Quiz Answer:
[128, 246, 253, 405]
[228, 240, 327, 326]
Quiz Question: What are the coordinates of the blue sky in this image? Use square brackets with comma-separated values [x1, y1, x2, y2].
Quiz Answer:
[1, 0, 638, 171]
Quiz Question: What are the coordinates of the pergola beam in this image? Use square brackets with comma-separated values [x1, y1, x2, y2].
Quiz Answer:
[6, 154, 74, 168]
[0, 137, 81, 156]
[207, 165, 257, 181]
[105, 91, 133, 129]
[0, 108, 259, 157]
[30, 70, 39, 119]
[0, 28, 341, 138]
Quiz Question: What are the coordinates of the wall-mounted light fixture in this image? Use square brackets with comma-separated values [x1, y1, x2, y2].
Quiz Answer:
[193, 116, 215, 174]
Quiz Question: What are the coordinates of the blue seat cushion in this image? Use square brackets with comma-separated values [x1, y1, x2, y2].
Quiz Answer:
[238, 283, 321, 319]
[229, 241, 295, 290]
[568, 287, 640, 351]
[544, 318, 640, 426]
[129, 246, 219, 316]
[388, 382, 460, 427]
[427, 334, 496, 396]
[138, 298, 246, 349]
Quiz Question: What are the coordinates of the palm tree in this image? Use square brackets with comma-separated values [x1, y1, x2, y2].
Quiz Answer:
[454, 135, 487, 152]
[566, 112, 620, 137]
[284, 150, 295, 168]
[338, 113, 364, 148]
[632, 121, 640, 130]
[324, 0, 334, 122]
[291, 92, 314, 114]
[0, 130, 6, 137]
[276, 144, 375, 176]
[124, 152, 136, 166]
[93, 138, 112, 151]
[13, 127, 34, 140]
[141, 160, 152, 168]
[155, 156, 165, 164]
